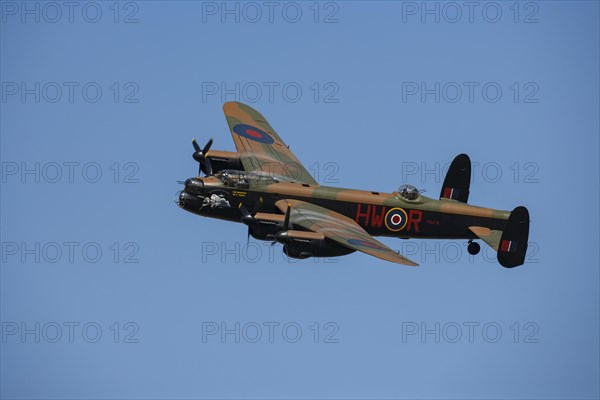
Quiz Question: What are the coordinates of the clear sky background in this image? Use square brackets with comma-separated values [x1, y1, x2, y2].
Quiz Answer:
[1, 1, 599, 399]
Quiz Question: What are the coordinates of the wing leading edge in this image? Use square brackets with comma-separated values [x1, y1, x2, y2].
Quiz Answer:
[274, 199, 418, 266]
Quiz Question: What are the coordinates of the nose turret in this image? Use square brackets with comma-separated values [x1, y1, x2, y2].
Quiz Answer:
[177, 190, 187, 208]
[176, 177, 205, 210]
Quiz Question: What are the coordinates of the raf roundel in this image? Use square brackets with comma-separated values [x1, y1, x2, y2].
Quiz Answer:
[385, 208, 408, 232]
[232, 124, 275, 144]
[347, 238, 383, 250]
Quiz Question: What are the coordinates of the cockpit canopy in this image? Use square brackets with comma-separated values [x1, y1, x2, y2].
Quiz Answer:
[215, 169, 278, 189]
[397, 184, 420, 201]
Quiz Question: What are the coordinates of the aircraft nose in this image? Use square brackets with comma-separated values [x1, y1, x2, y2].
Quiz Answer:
[174, 190, 186, 208]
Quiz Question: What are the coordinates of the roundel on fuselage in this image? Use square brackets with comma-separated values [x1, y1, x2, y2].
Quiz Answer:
[384, 208, 408, 232]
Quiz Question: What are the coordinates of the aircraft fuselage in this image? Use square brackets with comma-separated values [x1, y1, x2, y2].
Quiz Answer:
[177, 175, 509, 241]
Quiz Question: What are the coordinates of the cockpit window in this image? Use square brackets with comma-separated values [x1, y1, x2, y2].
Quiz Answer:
[397, 184, 419, 201]
[216, 170, 278, 189]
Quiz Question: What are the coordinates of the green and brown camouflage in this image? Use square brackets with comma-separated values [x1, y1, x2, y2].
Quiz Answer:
[223, 101, 318, 185]
[273, 198, 419, 265]
[177, 102, 530, 267]
[187, 174, 510, 235]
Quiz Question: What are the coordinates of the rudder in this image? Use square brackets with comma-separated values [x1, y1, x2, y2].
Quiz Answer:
[497, 206, 530, 268]
[440, 153, 471, 203]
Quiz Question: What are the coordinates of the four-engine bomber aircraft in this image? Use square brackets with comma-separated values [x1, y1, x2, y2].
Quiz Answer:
[176, 102, 530, 267]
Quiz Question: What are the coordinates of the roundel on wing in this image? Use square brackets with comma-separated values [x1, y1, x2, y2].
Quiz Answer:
[347, 238, 383, 250]
[384, 208, 408, 232]
[232, 124, 274, 144]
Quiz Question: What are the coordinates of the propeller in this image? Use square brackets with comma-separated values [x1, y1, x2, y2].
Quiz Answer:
[192, 138, 213, 176]
[282, 203, 291, 231]
[275, 204, 292, 245]
[239, 198, 263, 242]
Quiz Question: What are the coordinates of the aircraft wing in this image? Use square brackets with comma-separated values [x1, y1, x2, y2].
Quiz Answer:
[274, 199, 418, 266]
[223, 102, 318, 185]
[468, 226, 502, 251]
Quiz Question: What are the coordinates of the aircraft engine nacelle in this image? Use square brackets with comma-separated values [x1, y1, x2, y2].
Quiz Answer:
[206, 150, 243, 173]
[276, 230, 355, 259]
[249, 221, 283, 242]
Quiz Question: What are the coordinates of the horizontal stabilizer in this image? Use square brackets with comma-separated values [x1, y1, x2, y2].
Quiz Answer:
[468, 226, 502, 251]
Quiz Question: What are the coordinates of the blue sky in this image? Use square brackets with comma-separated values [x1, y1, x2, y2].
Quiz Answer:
[1, 1, 599, 399]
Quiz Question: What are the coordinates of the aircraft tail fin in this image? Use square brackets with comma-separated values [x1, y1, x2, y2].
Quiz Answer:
[497, 206, 530, 268]
[440, 154, 471, 203]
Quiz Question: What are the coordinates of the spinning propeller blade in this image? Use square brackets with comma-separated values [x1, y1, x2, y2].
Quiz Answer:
[283, 203, 291, 231]
[239, 198, 263, 241]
